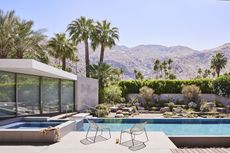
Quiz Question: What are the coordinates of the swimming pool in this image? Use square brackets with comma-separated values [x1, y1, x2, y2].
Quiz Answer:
[80, 118, 230, 136]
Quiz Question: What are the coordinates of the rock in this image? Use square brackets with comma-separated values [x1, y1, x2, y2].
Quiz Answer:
[110, 106, 119, 112]
[173, 107, 183, 113]
[116, 110, 123, 114]
[207, 102, 216, 110]
[160, 107, 170, 113]
[216, 107, 227, 113]
[115, 114, 124, 118]
[122, 107, 133, 112]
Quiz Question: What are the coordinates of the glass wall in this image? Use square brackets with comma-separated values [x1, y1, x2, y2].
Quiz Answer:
[61, 80, 74, 112]
[0, 72, 16, 118]
[0, 71, 75, 118]
[17, 74, 40, 115]
[42, 77, 60, 113]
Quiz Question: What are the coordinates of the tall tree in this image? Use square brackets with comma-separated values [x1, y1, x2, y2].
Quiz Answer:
[0, 9, 47, 62]
[89, 62, 116, 103]
[134, 69, 144, 80]
[153, 59, 160, 79]
[48, 33, 77, 71]
[91, 20, 119, 63]
[67, 16, 94, 77]
[210, 52, 228, 77]
[0, 10, 17, 58]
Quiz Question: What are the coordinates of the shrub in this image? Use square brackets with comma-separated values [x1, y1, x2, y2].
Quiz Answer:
[168, 102, 175, 112]
[200, 102, 211, 112]
[95, 104, 109, 117]
[119, 79, 213, 95]
[139, 86, 154, 110]
[213, 75, 230, 98]
[104, 85, 123, 104]
[182, 85, 201, 104]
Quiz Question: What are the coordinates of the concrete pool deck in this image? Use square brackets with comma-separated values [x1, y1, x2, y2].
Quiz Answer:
[0, 131, 177, 153]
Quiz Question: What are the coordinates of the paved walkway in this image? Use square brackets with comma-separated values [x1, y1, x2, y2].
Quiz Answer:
[171, 148, 230, 153]
[0, 132, 177, 153]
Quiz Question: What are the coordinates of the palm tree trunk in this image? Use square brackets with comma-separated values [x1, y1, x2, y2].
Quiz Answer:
[99, 43, 105, 63]
[98, 78, 104, 103]
[216, 68, 220, 77]
[62, 57, 66, 71]
[85, 39, 90, 77]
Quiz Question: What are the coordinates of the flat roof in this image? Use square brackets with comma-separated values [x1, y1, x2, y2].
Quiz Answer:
[0, 59, 77, 80]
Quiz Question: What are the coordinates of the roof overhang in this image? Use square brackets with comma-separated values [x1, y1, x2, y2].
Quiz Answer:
[0, 59, 77, 80]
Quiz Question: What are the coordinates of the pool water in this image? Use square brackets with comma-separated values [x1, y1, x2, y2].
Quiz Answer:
[0, 121, 65, 129]
[80, 119, 230, 136]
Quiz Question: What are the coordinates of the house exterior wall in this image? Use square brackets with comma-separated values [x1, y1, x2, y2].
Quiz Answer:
[75, 76, 98, 112]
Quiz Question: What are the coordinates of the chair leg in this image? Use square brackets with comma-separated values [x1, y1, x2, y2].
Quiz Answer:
[120, 132, 123, 144]
[86, 127, 90, 139]
[108, 128, 111, 139]
[131, 133, 135, 146]
[93, 129, 98, 142]
[144, 129, 149, 142]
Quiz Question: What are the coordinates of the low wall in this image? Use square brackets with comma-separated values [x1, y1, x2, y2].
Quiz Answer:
[76, 77, 98, 112]
[127, 93, 230, 105]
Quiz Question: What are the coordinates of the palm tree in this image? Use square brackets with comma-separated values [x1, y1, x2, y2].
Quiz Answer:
[0, 10, 17, 58]
[12, 20, 46, 59]
[210, 52, 228, 77]
[48, 33, 77, 71]
[134, 69, 144, 80]
[0, 9, 47, 61]
[89, 62, 114, 103]
[153, 59, 160, 79]
[91, 20, 119, 63]
[67, 16, 94, 77]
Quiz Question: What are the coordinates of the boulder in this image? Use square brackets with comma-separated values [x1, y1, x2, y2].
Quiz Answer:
[160, 107, 170, 113]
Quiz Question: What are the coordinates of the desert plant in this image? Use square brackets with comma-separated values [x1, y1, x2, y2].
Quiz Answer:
[95, 104, 109, 117]
[200, 102, 211, 112]
[139, 86, 154, 109]
[104, 85, 123, 104]
[182, 85, 201, 105]
[168, 102, 175, 112]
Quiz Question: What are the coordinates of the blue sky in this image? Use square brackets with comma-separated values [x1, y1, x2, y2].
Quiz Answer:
[1, 0, 230, 50]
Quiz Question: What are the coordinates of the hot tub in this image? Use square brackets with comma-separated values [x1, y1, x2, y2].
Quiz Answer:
[0, 117, 75, 143]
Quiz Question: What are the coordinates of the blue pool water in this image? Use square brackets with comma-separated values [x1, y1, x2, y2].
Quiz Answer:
[0, 121, 66, 129]
[80, 118, 230, 136]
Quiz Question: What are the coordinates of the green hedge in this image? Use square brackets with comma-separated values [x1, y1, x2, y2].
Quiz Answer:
[213, 76, 230, 98]
[119, 79, 213, 95]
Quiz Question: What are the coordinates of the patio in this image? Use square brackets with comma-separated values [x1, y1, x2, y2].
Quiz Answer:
[0, 131, 177, 153]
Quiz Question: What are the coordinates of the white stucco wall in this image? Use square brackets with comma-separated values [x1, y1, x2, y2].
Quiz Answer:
[127, 93, 230, 105]
[75, 77, 98, 112]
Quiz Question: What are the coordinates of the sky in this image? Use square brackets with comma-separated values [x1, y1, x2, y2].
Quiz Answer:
[1, 0, 230, 50]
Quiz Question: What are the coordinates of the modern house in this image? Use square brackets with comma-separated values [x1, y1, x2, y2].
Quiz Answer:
[0, 59, 98, 119]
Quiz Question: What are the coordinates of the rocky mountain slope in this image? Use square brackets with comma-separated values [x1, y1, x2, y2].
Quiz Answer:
[75, 43, 230, 79]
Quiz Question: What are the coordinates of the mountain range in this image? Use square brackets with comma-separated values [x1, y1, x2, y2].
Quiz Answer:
[74, 43, 230, 79]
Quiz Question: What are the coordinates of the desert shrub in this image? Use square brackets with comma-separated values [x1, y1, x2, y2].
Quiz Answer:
[214, 100, 225, 108]
[151, 107, 159, 111]
[168, 102, 175, 112]
[95, 104, 109, 117]
[139, 86, 154, 110]
[200, 102, 211, 112]
[213, 75, 230, 98]
[182, 85, 201, 105]
[104, 85, 123, 104]
[119, 79, 213, 95]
